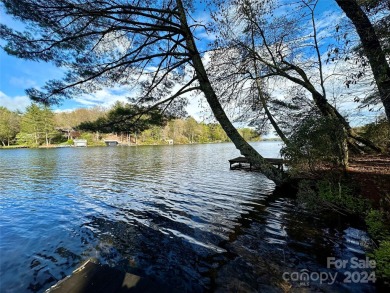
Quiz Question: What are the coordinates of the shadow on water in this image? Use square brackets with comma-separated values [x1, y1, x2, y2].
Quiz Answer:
[210, 191, 377, 293]
[53, 187, 376, 293]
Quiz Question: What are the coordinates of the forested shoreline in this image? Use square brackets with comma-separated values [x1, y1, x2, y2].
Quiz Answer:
[0, 103, 261, 148]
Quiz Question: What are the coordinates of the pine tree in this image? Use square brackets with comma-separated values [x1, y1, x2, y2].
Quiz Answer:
[18, 104, 56, 146]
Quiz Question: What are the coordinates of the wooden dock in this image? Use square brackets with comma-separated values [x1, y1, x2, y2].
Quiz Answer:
[45, 259, 173, 293]
[104, 140, 120, 146]
[229, 157, 288, 171]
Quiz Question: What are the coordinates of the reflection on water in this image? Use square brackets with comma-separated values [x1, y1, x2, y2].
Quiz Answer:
[0, 142, 376, 292]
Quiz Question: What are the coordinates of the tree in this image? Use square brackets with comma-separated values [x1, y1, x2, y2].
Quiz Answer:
[18, 104, 42, 146]
[208, 30, 290, 144]
[281, 116, 351, 171]
[238, 128, 260, 142]
[18, 103, 57, 146]
[335, 0, 390, 121]
[0, 0, 286, 184]
[184, 117, 199, 143]
[54, 106, 107, 129]
[0, 106, 20, 146]
[78, 102, 169, 135]
[359, 116, 390, 152]
[165, 119, 188, 144]
[19, 104, 42, 146]
[211, 0, 383, 166]
[208, 123, 228, 142]
[41, 106, 57, 145]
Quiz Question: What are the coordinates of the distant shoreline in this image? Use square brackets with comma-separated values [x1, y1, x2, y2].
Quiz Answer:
[0, 139, 282, 150]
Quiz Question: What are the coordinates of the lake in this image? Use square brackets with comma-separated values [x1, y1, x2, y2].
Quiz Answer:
[0, 142, 376, 292]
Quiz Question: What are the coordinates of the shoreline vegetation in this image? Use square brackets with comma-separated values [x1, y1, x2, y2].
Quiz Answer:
[0, 103, 265, 149]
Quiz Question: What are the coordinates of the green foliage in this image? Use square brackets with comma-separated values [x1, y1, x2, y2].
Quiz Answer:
[184, 117, 200, 143]
[137, 118, 233, 145]
[0, 103, 259, 147]
[208, 123, 228, 142]
[54, 106, 106, 129]
[50, 131, 67, 144]
[139, 125, 165, 145]
[79, 132, 105, 146]
[0, 106, 20, 146]
[318, 180, 369, 214]
[18, 103, 58, 147]
[238, 128, 261, 142]
[78, 102, 169, 134]
[298, 179, 390, 282]
[15, 132, 39, 148]
[297, 179, 369, 215]
[132, 118, 262, 145]
[369, 240, 390, 281]
[366, 209, 390, 242]
[364, 208, 390, 283]
[281, 116, 348, 171]
[358, 118, 390, 152]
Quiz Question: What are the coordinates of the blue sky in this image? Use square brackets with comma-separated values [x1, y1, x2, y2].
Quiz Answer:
[0, 10, 75, 111]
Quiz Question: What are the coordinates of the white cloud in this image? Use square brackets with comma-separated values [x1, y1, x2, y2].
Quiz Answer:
[186, 94, 205, 120]
[9, 77, 37, 89]
[73, 87, 134, 107]
[196, 30, 217, 42]
[71, 85, 207, 122]
[0, 91, 31, 111]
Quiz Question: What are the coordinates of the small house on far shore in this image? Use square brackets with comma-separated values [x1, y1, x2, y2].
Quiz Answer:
[104, 140, 119, 147]
[73, 139, 87, 147]
[56, 127, 81, 140]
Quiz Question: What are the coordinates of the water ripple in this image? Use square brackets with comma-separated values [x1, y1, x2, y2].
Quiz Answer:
[0, 143, 375, 293]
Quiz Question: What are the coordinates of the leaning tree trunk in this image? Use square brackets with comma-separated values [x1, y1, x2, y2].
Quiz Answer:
[335, 0, 390, 122]
[176, 0, 287, 185]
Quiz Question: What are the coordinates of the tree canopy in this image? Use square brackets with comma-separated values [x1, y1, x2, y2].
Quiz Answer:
[0, 106, 20, 146]
[78, 101, 171, 133]
[17, 103, 56, 146]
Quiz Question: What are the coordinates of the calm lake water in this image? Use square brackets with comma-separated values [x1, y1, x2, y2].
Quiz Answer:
[0, 142, 376, 292]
